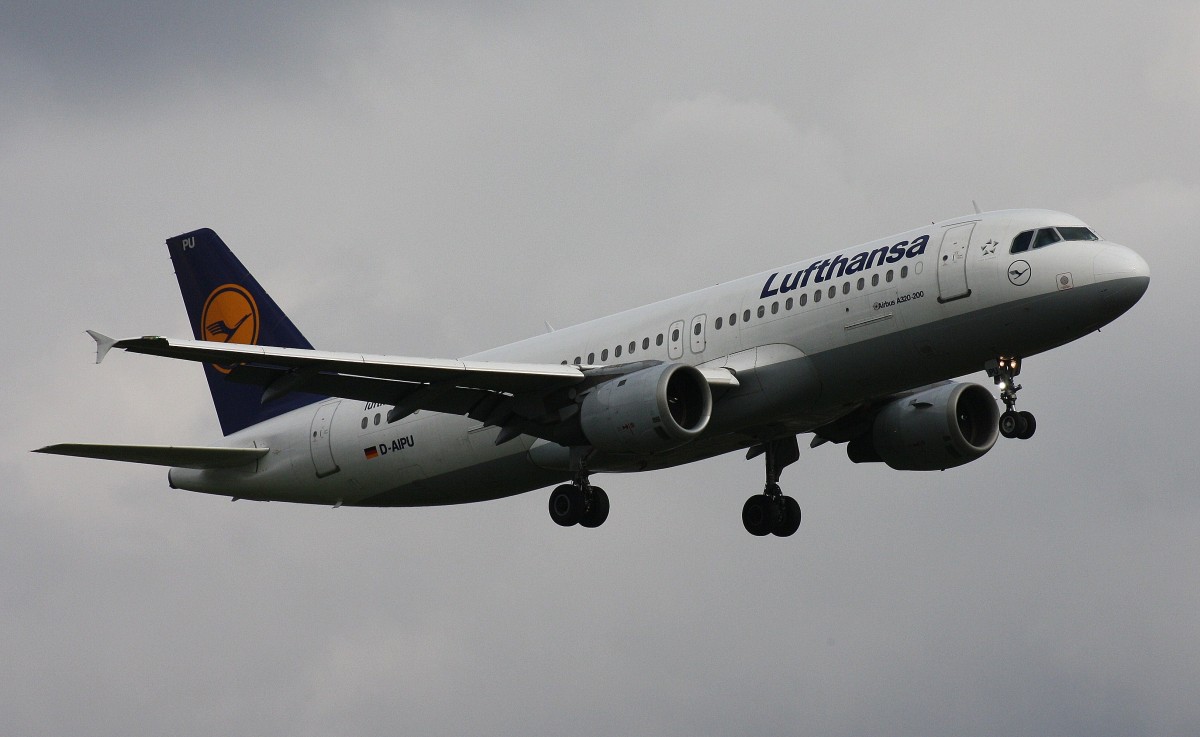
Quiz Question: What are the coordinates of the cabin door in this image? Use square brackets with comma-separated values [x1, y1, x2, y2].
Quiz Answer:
[937, 222, 974, 303]
[309, 400, 341, 478]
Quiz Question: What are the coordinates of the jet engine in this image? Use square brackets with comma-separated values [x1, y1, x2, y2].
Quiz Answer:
[847, 382, 1000, 471]
[579, 363, 712, 454]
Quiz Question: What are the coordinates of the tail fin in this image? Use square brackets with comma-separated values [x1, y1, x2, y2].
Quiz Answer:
[167, 228, 324, 435]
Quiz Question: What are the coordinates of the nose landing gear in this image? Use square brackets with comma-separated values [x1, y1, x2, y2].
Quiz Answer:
[986, 356, 1036, 440]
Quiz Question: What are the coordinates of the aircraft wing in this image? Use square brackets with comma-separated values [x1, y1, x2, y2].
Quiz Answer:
[88, 333, 738, 443]
[33, 443, 268, 469]
[96, 334, 585, 393]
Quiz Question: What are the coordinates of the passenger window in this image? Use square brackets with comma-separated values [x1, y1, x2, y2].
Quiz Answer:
[828, 286, 836, 299]
[693, 323, 701, 335]
[771, 302, 779, 314]
[642, 338, 650, 350]
[901, 265, 908, 278]
[671, 328, 680, 342]
[656, 334, 663, 346]
[871, 274, 879, 287]
[715, 317, 722, 330]
[814, 289, 822, 303]
[842, 282, 850, 295]
[785, 297, 793, 310]
[1033, 228, 1061, 249]
[374, 413, 381, 426]
[857, 277, 864, 291]
[629, 341, 636, 353]
[743, 309, 751, 322]
[1010, 230, 1033, 253]
[361, 417, 368, 430]
[886, 270, 894, 283]
[729, 313, 737, 326]
[614, 345, 622, 358]
[799, 293, 808, 306]
[588, 352, 595, 363]
[757, 305, 765, 318]
[574, 357, 581, 365]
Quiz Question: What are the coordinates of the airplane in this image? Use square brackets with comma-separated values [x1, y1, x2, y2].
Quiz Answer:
[35, 209, 1150, 536]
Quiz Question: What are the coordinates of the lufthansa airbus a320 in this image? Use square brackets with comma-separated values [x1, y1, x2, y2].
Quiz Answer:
[36, 210, 1149, 536]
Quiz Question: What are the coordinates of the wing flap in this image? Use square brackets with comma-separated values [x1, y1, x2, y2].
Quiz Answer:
[33, 443, 269, 469]
[227, 365, 492, 416]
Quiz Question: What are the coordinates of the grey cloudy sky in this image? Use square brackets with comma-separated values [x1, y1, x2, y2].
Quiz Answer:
[3, 2, 1198, 735]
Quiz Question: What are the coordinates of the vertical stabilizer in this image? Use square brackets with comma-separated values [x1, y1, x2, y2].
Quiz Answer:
[167, 228, 324, 435]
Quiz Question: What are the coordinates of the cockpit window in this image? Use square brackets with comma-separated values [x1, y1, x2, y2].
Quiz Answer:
[1010, 230, 1033, 253]
[1033, 228, 1062, 249]
[1057, 226, 1099, 241]
[1012, 225, 1098, 254]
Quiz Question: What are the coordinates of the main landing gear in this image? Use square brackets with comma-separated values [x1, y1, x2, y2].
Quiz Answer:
[986, 356, 1037, 440]
[742, 436, 802, 537]
[547, 452, 609, 528]
[548, 482, 609, 528]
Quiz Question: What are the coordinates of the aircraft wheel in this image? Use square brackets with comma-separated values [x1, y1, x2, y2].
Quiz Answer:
[548, 484, 585, 527]
[742, 494, 778, 536]
[999, 410, 1021, 439]
[579, 487, 610, 528]
[773, 496, 801, 537]
[1017, 411, 1037, 440]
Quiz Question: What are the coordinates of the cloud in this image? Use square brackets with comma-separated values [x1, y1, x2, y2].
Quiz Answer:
[0, 3, 338, 101]
[1148, 4, 1200, 111]
[4, 3, 1198, 736]
[618, 94, 851, 242]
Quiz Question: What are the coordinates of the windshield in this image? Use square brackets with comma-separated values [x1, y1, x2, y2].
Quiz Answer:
[1057, 226, 1099, 241]
[1010, 226, 1100, 253]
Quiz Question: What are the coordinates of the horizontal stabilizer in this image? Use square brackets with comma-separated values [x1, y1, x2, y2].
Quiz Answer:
[33, 443, 268, 469]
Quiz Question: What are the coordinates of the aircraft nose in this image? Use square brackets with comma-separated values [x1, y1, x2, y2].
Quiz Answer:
[1093, 243, 1150, 280]
[1093, 243, 1150, 310]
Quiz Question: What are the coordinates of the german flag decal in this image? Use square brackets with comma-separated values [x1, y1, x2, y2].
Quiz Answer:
[363, 446, 379, 460]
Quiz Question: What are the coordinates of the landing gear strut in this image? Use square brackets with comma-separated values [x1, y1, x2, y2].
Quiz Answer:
[742, 436, 802, 537]
[986, 356, 1037, 440]
[547, 451, 609, 528]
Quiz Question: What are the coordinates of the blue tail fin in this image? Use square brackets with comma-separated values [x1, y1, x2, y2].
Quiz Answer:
[167, 228, 324, 435]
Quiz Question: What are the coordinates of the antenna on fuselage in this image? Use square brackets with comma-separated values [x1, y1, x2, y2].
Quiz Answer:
[972, 200, 982, 215]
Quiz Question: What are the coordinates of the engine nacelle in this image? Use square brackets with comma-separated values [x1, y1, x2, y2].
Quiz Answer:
[580, 363, 712, 454]
[847, 382, 1000, 471]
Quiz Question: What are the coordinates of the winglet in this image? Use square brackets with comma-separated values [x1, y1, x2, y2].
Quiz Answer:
[86, 330, 118, 364]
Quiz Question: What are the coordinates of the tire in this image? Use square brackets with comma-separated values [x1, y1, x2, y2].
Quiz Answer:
[579, 487, 610, 528]
[548, 484, 585, 526]
[1017, 411, 1037, 440]
[999, 410, 1020, 439]
[742, 495, 775, 536]
[773, 496, 801, 537]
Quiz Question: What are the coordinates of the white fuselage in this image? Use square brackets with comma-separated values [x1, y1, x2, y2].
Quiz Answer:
[168, 209, 1149, 506]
